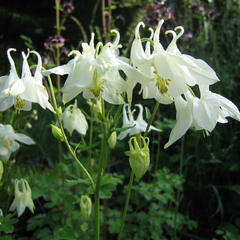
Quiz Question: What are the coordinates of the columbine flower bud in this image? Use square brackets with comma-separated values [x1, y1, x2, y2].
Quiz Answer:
[50, 124, 64, 142]
[88, 99, 102, 116]
[108, 131, 117, 149]
[80, 195, 92, 221]
[0, 160, 3, 181]
[128, 135, 150, 180]
[10, 179, 35, 217]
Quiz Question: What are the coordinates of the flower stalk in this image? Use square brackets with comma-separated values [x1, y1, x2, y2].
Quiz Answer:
[118, 101, 160, 240]
[47, 75, 95, 190]
[94, 99, 107, 240]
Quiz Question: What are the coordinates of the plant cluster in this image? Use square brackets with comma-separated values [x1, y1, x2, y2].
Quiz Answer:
[0, 0, 240, 239]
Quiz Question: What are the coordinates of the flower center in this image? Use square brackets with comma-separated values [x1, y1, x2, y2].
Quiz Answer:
[88, 69, 104, 97]
[155, 75, 171, 94]
[2, 137, 13, 149]
[15, 96, 25, 109]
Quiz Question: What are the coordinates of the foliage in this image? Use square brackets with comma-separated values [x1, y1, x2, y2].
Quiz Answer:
[0, 0, 240, 240]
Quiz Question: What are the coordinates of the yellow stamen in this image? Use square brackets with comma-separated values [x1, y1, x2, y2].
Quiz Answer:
[16, 96, 25, 109]
[88, 69, 104, 97]
[154, 72, 171, 94]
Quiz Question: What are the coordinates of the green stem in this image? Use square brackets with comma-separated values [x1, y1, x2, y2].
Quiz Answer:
[144, 102, 159, 137]
[94, 127, 106, 240]
[70, 16, 88, 43]
[117, 170, 134, 240]
[88, 107, 94, 172]
[94, 98, 106, 240]
[47, 75, 95, 190]
[118, 101, 160, 240]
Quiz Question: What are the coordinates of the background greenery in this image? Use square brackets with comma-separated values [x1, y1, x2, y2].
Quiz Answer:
[0, 0, 240, 239]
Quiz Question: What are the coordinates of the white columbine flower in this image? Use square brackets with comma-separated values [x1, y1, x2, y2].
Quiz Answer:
[130, 20, 220, 104]
[10, 179, 35, 217]
[0, 49, 53, 111]
[129, 22, 173, 105]
[0, 48, 25, 111]
[19, 50, 54, 111]
[43, 31, 129, 105]
[0, 124, 35, 161]
[164, 86, 240, 148]
[118, 104, 160, 140]
[62, 100, 88, 135]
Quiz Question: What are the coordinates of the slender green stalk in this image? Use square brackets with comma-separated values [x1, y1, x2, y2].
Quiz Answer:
[88, 106, 94, 173]
[70, 16, 88, 43]
[94, 125, 106, 240]
[118, 101, 160, 240]
[94, 98, 107, 240]
[117, 170, 134, 240]
[47, 75, 95, 190]
[144, 102, 160, 137]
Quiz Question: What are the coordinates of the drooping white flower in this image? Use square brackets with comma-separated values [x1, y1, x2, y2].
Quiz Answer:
[19, 50, 54, 111]
[0, 124, 35, 161]
[0, 48, 26, 111]
[118, 104, 160, 140]
[129, 22, 174, 105]
[0, 49, 53, 111]
[62, 100, 88, 135]
[43, 31, 129, 105]
[10, 179, 35, 217]
[164, 86, 240, 148]
[130, 20, 220, 105]
[130, 20, 190, 103]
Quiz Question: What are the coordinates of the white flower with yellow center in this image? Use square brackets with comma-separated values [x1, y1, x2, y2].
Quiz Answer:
[0, 48, 26, 111]
[43, 31, 129, 105]
[130, 20, 220, 104]
[0, 49, 53, 111]
[129, 22, 173, 105]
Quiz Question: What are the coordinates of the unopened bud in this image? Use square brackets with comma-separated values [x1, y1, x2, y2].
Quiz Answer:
[88, 99, 102, 116]
[108, 131, 117, 149]
[0, 160, 3, 181]
[57, 106, 62, 115]
[50, 124, 64, 142]
[128, 135, 150, 180]
[80, 195, 92, 221]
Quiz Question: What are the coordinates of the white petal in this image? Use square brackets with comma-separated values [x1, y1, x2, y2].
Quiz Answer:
[164, 96, 192, 148]
[191, 91, 219, 131]
[42, 60, 74, 76]
[14, 133, 35, 145]
[0, 96, 14, 112]
[214, 93, 240, 122]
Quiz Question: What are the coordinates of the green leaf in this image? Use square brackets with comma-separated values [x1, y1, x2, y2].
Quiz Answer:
[81, 222, 88, 232]
[225, 185, 240, 195]
[57, 226, 77, 240]
[88, 173, 123, 199]
[0, 214, 18, 234]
